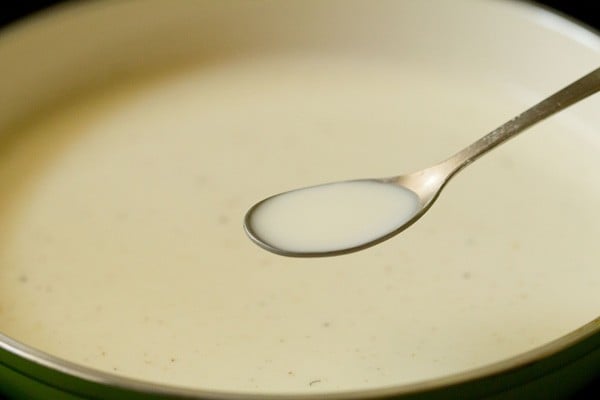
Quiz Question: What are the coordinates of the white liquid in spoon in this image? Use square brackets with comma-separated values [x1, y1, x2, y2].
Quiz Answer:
[247, 180, 419, 255]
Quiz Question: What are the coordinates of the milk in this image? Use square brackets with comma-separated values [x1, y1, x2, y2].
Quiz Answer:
[0, 55, 599, 394]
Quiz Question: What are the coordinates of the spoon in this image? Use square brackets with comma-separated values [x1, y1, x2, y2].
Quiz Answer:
[244, 67, 600, 257]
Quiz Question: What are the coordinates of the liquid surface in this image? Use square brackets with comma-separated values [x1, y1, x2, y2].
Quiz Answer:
[246, 180, 419, 255]
[0, 56, 599, 394]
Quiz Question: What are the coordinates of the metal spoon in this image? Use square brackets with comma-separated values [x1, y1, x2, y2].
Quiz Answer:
[244, 67, 600, 257]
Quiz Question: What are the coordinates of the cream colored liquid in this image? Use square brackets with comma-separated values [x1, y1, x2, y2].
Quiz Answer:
[0, 56, 599, 394]
[247, 180, 419, 254]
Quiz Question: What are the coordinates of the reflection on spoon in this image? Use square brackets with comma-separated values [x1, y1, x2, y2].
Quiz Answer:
[244, 67, 600, 257]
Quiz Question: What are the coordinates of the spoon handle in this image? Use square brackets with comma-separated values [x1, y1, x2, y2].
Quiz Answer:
[442, 67, 600, 178]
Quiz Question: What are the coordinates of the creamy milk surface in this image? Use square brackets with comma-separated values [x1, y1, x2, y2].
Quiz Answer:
[246, 180, 419, 255]
[0, 55, 599, 394]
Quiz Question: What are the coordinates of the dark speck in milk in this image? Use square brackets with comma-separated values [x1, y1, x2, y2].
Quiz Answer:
[33, 231, 55, 244]
[499, 156, 515, 169]
[194, 175, 208, 186]
[115, 211, 129, 221]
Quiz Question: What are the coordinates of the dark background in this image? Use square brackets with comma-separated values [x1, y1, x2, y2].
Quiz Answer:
[0, 1, 599, 31]
[0, 1, 598, 399]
